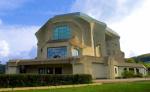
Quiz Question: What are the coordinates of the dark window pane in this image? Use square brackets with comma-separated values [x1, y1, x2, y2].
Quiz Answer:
[39, 68, 54, 74]
[136, 68, 139, 74]
[19, 65, 26, 73]
[38, 68, 44, 74]
[47, 68, 53, 74]
[55, 67, 62, 74]
[129, 68, 134, 73]
[115, 68, 117, 74]
[124, 68, 127, 71]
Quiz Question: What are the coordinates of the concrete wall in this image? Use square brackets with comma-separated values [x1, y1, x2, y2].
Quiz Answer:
[36, 16, 96, 59]
[118, 67, 125, 77]
[93, 23, 107, 57]
[6, 66, 19, 74]
[74, 56, 108, 79]
[35, 13, 124, 65]
[92, 63, 107, 79]
[7, 13, 147, 79]
[73, 63, 84, 74]
[139, 68, 147, 76]
[25, 64, 72, 74]
[118, 66, 147, 77]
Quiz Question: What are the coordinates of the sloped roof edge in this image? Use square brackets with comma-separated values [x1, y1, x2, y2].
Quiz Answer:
[53, 12, 120, 37]
[36, 12, 120, 37]
[54, 12, 106, 26]
[106, 27, 120, 37]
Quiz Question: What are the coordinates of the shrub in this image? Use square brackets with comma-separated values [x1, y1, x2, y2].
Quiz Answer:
[0, 74, 92, 88]
[122, 71, 143, 78]
[122, 71, 134, 78]
[135, 73, 143, 77]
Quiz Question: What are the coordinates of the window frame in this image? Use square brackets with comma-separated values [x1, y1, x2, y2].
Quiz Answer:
[47, 46, 67, 59]
[72, 48, 80, 57]
[52, 25, 71, 40]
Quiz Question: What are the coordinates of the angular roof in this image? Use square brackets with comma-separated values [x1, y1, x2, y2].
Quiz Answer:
[53, 12, 120, 37]
[37, 12, 119, 37]
[54, 12, 106, 26]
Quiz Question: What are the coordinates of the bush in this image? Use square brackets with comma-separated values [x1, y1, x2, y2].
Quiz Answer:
[122, 71, 143, 78]
[0, 74, 92, 88]
[122, 71, 134, 78]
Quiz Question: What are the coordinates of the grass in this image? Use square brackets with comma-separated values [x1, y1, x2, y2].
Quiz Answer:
[9, 81, 150, 92]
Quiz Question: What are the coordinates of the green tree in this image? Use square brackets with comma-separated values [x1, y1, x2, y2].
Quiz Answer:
[125, 58, 135, 63]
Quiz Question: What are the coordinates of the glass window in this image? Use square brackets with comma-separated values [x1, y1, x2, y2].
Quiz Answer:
[53, 25, 71, 40]
[47, 47, 67, 58]
[115, 67, 118, 74]
[124, 68, 127, 71]
[38, 68, 45, 74]
[38, 68, 54, 74]
[19, 65, 26, 73]
[129, 68, 134, 73]
[55, 67, 62, 74]
[47, 68, 53, 74]
[136, 68, 140, 74]
[72, 48, 79, 56]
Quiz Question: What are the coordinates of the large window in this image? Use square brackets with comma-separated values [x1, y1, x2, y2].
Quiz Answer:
[53, 25, 71, 40]
[38, 67, 62, 74]
[38, 68, 53, 74]
[47, 47, 67, 58]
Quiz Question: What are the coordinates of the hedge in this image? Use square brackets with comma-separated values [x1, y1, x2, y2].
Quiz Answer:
[0, 74, 92, 88]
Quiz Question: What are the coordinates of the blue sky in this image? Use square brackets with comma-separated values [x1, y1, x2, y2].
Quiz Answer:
[0, 0, 75, 25]
[0, 0, 150, 63]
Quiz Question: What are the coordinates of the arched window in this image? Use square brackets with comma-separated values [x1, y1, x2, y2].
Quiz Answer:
[53, 25, 71, 40]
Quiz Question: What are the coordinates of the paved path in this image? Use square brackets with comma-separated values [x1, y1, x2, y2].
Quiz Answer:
[94, 78, 150, 83]
[0, 78, 150, 92]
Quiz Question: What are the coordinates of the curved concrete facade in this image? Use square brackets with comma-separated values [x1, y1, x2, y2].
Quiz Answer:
[6, 12, 147, 79]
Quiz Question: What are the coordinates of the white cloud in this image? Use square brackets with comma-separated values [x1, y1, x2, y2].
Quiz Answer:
[109, 0, 150, 57]
[0, 24, 39, 62]
[71, 0, 141, 22]
[71, 0, 149, 58]
[0, 40, 9, 57]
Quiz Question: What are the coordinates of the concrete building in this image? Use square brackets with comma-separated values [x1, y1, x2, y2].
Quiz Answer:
[6, 12, 147, 79]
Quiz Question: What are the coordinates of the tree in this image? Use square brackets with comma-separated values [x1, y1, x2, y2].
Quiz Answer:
[125, 58, 135, 63]
[0, 64, 5, 74]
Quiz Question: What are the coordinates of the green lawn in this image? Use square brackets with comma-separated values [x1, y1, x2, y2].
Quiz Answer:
[12, 81, 150, 92]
